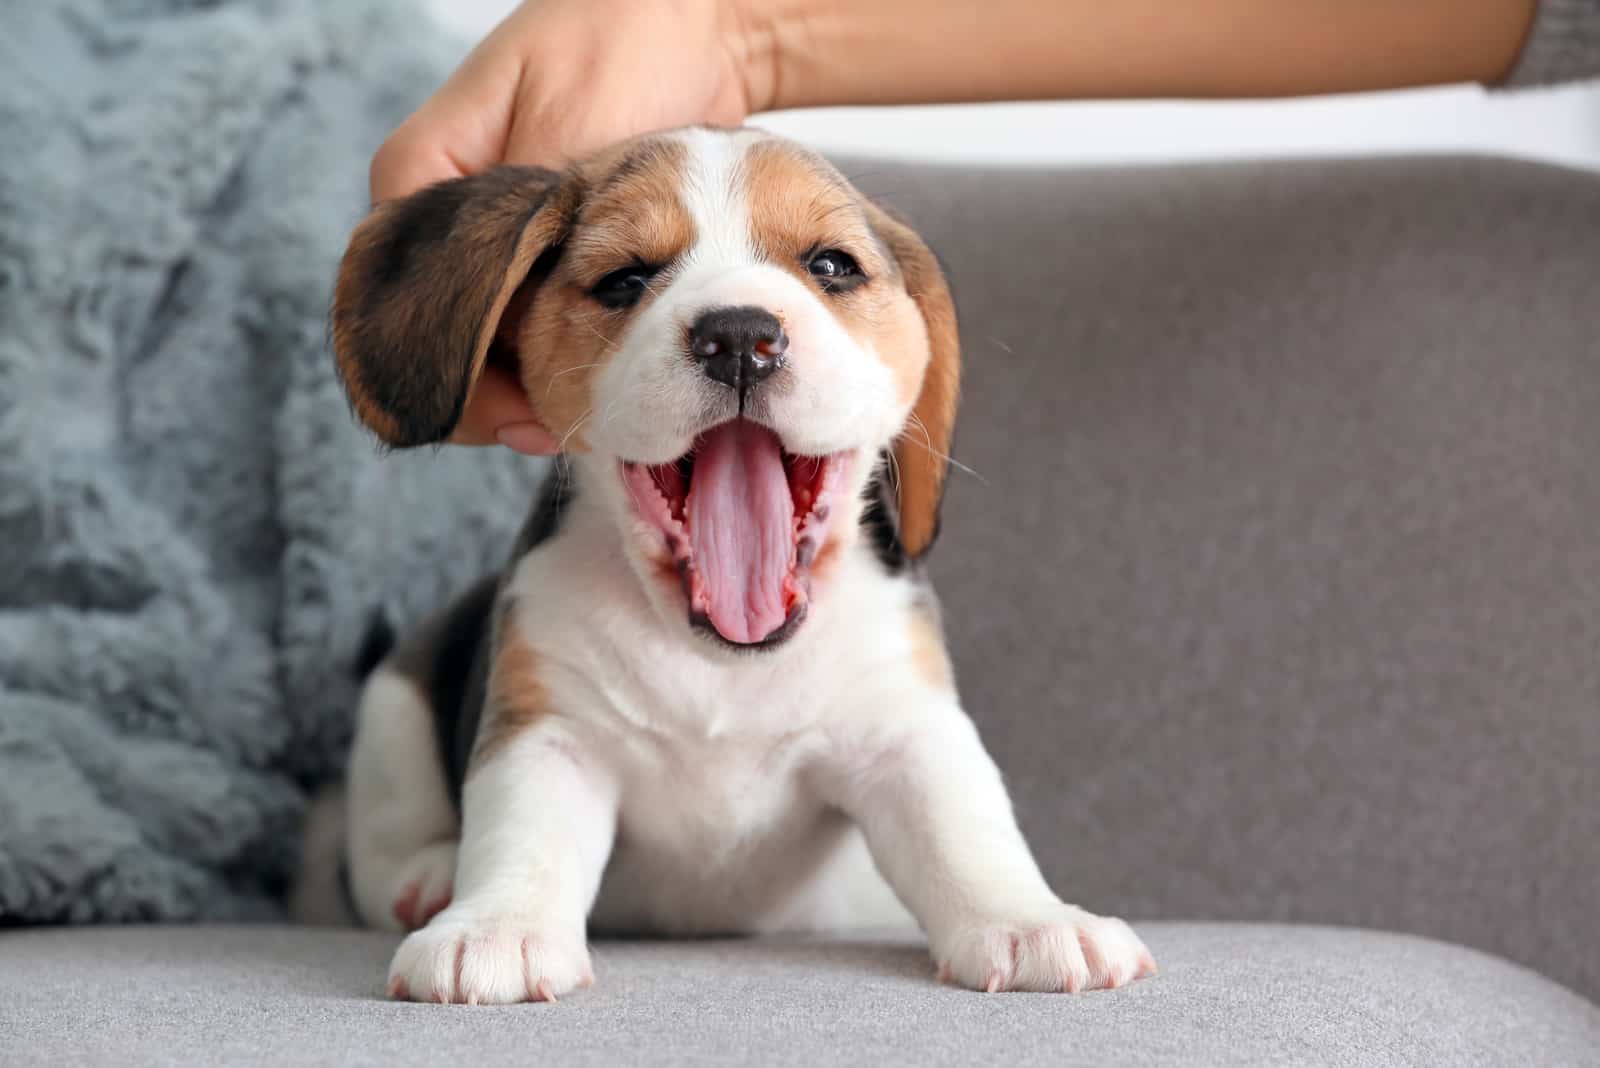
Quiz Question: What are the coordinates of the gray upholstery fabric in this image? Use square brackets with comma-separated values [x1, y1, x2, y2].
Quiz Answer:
[1509, 0, 1600, 85]
[1, 925, 1595, 1067]
[830, 155, 1600, 1003]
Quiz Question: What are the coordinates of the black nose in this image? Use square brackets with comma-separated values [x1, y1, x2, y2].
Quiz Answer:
[688, 306, 787, 403]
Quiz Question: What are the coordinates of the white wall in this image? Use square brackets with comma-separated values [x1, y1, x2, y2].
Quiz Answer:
[427, 0, 1600, 171]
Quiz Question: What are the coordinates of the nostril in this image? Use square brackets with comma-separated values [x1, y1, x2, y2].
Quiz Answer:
[689, 306, 786, 397]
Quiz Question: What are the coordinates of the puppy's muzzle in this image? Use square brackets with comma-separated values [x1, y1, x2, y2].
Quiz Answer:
[689, 306, 787, 406]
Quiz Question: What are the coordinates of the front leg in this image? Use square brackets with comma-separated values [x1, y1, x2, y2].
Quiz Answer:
[821, 701, 1156, 993]
[388, 720, 617, 1004]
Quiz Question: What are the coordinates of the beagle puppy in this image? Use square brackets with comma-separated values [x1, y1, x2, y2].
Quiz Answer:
[319, 126, 1155, 1003]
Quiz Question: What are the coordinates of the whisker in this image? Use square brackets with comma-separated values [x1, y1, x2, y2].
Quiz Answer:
[555, 408, 593, 458]
[546, 362, 606, 393]
[903, 412, 987, 484]
[577, 320, 621, 349]
[841, 168, 891, 187]
[553, 453, 573, 499]
[552, 424, 585, 497]
[544, 364, 604, 402]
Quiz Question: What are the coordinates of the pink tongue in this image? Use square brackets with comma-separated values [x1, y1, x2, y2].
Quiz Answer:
[689, 421, 794, 644]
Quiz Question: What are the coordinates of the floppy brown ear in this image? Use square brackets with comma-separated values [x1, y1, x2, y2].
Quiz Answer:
[331, 166, 578, 447]
[864, 202, 961, 560]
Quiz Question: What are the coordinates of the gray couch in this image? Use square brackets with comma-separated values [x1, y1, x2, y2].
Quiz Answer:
[3, 154, 1597, 1065]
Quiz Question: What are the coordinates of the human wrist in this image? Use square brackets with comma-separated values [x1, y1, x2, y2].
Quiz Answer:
[722, 0, 1023, 113]
[721, 0, 785, 114]
[725, 0, 868, 113]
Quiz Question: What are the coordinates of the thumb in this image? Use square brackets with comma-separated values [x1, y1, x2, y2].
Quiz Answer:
[448, 362, 560, 455]
[369, 46, 521, 203]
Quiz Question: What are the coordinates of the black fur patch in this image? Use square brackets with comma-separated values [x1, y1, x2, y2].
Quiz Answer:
[434, 580, 495, 798]
[377, 461, 580, 808]
[370, 179, 472, 287]
[353, 611, 397, 678]
[596, 140, 678, 197]
[860, 458, 908, 573]
[381, 574, 497, 808]
[511, 456, 577, 560]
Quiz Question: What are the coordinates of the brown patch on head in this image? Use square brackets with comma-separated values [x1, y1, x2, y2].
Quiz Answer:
[514, 136, 697, 450]
[741, 141, 882, 284]
[739, 142, 936, 396]
[470, 602, 553, 769]
[907, 597, 954, 692]
[573, 137, 696, 266]
[332, 166, 582, 447]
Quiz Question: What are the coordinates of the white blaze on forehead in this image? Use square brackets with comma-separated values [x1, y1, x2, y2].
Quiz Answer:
[670, 128, 765, 270]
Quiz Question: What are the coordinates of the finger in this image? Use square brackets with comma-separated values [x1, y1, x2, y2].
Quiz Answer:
[448, 362, 539, 444]
[447, 363, 558, 455]
[370, 32, 523, 202]
[499, 92, 610, 172]
[495, 422, 562, 456]
[369, 133, 469, 206]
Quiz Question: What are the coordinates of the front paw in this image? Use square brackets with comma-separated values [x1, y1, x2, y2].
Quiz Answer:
[387, 907, 593, 1004]
[936, 907, 1157, 993]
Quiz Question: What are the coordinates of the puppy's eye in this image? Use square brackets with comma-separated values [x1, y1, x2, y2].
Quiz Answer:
[805, 249, 864, 293]
[591, 265, 658, 309]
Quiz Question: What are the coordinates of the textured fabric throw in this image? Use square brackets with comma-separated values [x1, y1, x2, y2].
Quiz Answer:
[0, 0, 542, 921]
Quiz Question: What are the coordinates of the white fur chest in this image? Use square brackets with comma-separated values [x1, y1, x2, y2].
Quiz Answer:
[504, 497, 918, 934]
[593, 720, 854, 934]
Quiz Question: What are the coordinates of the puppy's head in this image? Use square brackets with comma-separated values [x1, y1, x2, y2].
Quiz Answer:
[333, 127, 958, 651]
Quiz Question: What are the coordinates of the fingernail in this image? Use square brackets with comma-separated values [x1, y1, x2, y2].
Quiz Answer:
[495, 422, 552, 455]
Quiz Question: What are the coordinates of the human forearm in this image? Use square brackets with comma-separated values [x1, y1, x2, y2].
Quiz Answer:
[736, 0, 1539, 111]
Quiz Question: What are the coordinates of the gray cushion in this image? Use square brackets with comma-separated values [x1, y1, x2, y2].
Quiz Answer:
[838, 155, 1600, 1003]
[2, 925, 1596, 1066]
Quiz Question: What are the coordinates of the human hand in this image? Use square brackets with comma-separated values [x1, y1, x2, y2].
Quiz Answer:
[368, 0, 771, 453]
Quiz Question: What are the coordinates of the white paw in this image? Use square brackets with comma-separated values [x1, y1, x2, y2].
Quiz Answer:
[386, 907, 593, 1004]
[936, 906, 1157, 993]
[387, 840, 457, 931]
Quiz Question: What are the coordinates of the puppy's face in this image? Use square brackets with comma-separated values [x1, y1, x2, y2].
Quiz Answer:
[333, 128, 958, 650]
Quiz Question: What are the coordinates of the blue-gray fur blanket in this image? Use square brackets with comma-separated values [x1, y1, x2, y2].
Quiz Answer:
[0, 0, 542, 920]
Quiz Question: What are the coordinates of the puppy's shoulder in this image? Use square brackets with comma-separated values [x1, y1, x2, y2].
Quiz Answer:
[829, 528, 956, 703]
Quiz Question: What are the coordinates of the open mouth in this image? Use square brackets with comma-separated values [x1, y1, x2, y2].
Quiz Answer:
[622, 420, 849, 647]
